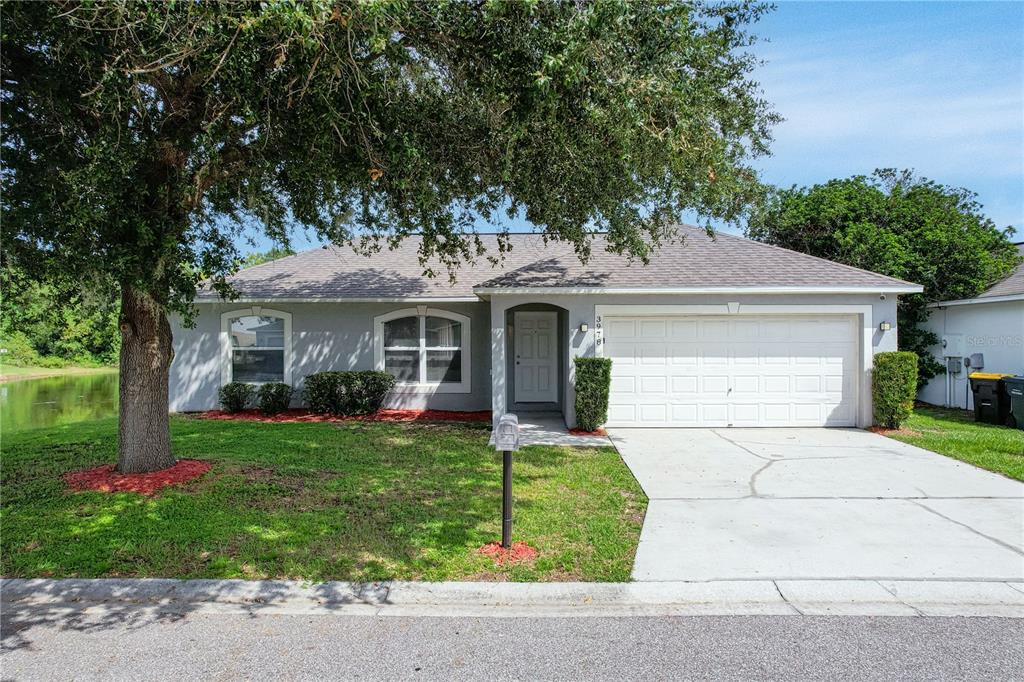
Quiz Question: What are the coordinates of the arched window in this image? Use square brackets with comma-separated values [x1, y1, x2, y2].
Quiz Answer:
[221, 308, 292, 385]
[374, 307, 471, 393]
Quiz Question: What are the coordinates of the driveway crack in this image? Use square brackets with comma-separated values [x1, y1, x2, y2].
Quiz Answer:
[748, 460, 776, 497]
[711, 430, 774, 461]
[907, 499, 1024, 557]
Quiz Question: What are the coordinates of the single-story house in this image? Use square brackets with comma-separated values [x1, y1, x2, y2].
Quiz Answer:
[918, 242, 1024, 410]
[170, 226, 922, 429]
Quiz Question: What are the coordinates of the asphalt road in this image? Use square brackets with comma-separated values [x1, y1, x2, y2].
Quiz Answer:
[3, 607, 1023, 681]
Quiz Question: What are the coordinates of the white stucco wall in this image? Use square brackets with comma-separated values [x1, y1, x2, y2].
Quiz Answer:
[169, 301, 492, 412]
[171, 292, 901, 426]
[918, 300, 1024, 409]
[488, 293, 899, 428]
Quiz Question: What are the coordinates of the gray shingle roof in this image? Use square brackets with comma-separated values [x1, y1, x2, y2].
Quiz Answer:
[978, 243, 1024, 299]
[199, 226, 919, 300]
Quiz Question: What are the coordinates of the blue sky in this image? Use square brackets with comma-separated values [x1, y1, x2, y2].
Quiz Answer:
[253, 1, 1023, 253]
[744, 0, 1023, 237]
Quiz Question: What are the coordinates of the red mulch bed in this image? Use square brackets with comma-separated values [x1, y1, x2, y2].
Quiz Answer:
[568, 427, 607, 436]
[478, 541, 539, 566]
[195, 408, 492, 424]
[64, 459, 212, 496]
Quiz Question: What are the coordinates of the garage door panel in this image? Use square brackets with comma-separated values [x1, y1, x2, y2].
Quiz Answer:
[604, 315, 858, 428]
[763, 404, 791, 424]
[732, 375, 760, 394]
[668, 343, 698, 365]
[608, 404, 637, 423]
[669, 320, 698, 339]
[732, 403, 760, 424]
[702, 375, 729, 394]
[607, 319, 636, 339]
[701, 404, 729, 425]
[702, 349, 729, 366]
[763, 376, 791, 394]
[671, 375, 698, 394]
[638, 344, 668, 365]
[760, 320, 791, 340]
[639, 319, 667, 338]
[671, 404, 700, 424]
[701, 320, 729, 338]
[639, 375, 668, 394]
[731, 320, 760, 339]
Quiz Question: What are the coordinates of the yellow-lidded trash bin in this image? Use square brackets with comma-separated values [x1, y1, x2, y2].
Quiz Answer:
[968, 372, 1012, 425]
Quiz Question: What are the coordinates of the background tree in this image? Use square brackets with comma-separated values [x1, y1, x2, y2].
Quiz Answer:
[747, 169, 1020, 387]
[241, 247, 296, 269]
[2, 1, 778, 472]
[0, 256, 121, 368]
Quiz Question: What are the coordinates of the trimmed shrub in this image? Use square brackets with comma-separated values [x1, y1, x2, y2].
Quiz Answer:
[340, 370, 397, 415]
[303, 370, 396, 416]
[574, 357, 613, 432]
[257, 382, 293, 415]
[873, 351, 918, 428]
[218, 382, 254, 413]
[304, 371, 343, 414]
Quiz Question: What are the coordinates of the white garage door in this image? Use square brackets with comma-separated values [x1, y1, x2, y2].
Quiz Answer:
[603, 315, 858, 427]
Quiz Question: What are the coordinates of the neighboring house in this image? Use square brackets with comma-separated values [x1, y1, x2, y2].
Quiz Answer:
[170, 226, 921, 428]
[918, 242, 1024, 410]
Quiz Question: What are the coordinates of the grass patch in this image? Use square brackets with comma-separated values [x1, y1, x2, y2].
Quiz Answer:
[886, 405, 1024, 481]
[0, 364, 116, 382]
[1, 416, 646, 582]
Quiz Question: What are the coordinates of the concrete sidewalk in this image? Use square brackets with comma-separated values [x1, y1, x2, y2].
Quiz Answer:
[3, 578, 1022, 618]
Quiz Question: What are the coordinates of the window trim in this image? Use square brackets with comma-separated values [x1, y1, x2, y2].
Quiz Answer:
[373, 306, 471, 394]
[220, 307, 293, 386]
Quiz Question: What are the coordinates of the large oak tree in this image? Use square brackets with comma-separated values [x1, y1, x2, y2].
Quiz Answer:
[3, 1, 778, 472]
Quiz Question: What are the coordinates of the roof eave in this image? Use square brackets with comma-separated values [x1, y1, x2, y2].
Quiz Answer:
[472, 285, 924, 296]
[193, 295, 481, 304]
[928, 293, 1024, 308]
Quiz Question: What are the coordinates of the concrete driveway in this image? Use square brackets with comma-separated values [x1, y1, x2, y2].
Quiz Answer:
[610, 428, 1024, 582]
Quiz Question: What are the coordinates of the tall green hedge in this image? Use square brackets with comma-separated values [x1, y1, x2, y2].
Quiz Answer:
[872, 351, 918, 428]
[574, 357, 612, 432]
[303, 370, 396, 415]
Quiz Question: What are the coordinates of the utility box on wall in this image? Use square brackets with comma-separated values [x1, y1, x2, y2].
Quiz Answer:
[942, 334, 965, 358]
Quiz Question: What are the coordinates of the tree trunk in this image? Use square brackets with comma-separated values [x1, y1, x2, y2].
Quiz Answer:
[117, 285, 176, 473]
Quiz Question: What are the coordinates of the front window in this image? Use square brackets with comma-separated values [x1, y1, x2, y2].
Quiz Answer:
[377, 309, 470, 392]
[227, 314, 287, 383]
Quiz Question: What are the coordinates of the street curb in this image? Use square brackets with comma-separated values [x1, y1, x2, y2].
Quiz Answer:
[2, 578, 1022, 618]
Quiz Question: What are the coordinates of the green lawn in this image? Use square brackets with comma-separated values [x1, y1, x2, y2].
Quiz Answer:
[886, 405, 1024, 481]
[1, 417, 646, 582]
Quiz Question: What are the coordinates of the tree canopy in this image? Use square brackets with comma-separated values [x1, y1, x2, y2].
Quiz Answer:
[3, 0, 778, 312]
[747, 169, 1020, 385]
[1, 1, 779, 472]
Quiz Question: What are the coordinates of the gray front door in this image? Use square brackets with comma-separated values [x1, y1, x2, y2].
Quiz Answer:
[514, 311, 558, 403]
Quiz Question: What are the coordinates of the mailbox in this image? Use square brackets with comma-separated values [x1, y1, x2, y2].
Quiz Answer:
[494, 413, 520, 452]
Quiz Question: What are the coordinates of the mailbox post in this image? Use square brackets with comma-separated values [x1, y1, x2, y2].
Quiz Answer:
[493, 413, 520, 549]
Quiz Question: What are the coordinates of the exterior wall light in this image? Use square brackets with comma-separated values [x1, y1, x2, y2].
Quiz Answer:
[879, 321, 892, 332]
[579, 323, 589, 333]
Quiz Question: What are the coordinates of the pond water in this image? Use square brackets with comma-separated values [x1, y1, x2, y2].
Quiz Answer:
[1, 372, 119, 432]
